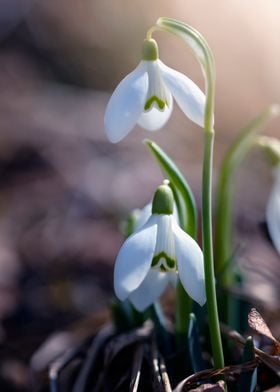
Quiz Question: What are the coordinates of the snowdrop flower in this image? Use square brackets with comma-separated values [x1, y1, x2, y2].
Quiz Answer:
[105, 38, 206, 143]
[266, 165, 280, 254]
[114, 181, 206, 311]
[257, 136, 280, 255]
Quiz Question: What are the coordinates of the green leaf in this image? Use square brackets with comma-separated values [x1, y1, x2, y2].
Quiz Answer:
[111, 299, 143, 331]
[187, 313, 205, 373]
[239, 336, 257, 392]
[215, 105, 280, 281]
[144, 139, 197, 238]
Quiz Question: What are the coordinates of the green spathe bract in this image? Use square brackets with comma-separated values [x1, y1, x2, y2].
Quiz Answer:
[257, 135, 280, 167]
[142, 38, 159, 61]
[152, 182, 174, 215]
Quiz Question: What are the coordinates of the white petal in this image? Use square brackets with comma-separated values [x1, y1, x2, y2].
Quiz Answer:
[114, 216, 157, 301]
[129, 269, 169, 311]
[154, 214, 176, 265]
[172, 219, 206, 306]
[133, 202, 152, 232]
[266, 168, 280, 254]
[104, 61, 148, 143]
[159, 60, 206, 127]
[137, 94, 173, 131]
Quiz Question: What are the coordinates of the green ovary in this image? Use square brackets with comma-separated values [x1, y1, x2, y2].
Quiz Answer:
[151, 252, 176, 272]
[144, 96, 166, 111]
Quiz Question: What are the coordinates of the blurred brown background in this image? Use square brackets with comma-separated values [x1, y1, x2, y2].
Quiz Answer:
[0, 0, 279, 389]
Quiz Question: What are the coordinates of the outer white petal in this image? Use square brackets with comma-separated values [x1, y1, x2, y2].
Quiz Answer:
[129, 269, 169, 311]
[172, 219, 206, 306]
[158, 60, 206, 127]
[133, 202, 152, 232]
[104, 61, 148, 143]
[137, 94, 173, 131]
[266, 168, 280, 254]
[114, 216, 157, 301]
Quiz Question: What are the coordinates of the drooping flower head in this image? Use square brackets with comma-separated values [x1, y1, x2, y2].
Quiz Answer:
[266, 165, 280, 254]
[257, 136, 280, 255]
[114, 180, 206, 311]
[105, 38, 206, 143]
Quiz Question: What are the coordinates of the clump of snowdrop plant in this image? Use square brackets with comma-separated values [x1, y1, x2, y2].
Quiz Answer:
[104, 17, 280, 384]
[114, 181, 206, 311]
[105, 17, 225, 371]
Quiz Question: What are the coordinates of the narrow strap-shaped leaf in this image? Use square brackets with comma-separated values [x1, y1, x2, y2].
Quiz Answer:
[144, 139, 197, 238]
[215, 105, 280, 280]
[239, 336, 257, 392]
[111, 299, 144, 331]
[187, 313, 205, 373]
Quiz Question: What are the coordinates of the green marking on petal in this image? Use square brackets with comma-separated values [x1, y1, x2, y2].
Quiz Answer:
[152, 252, 176, 271]
[144, 96, 166, 111]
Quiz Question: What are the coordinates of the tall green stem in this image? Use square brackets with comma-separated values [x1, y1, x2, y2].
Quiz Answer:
[154, 17, 224, 369]
[202, 131, 224, 369]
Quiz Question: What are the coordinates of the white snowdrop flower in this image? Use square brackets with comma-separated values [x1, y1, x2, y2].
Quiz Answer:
[266, 165, 280, 254]
[114, 181, 206, 311]
[105, 38, 206, 143]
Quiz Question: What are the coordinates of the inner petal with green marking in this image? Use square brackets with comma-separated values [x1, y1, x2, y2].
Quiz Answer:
[144, 96, 166, 111]
[152, 252, 176, 272]
[152, 215, 177, 272]
[144, 61, 171, 112]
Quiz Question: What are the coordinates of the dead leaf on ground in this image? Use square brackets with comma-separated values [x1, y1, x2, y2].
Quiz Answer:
[190, 381, 225, 391]
[248, 308, 280, 354]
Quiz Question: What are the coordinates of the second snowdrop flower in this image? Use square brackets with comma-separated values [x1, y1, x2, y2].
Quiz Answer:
[105, 38, 206, 143]
[114, 181, 206, 311]
[257, 136, 280, 255]
[266, 165, 280, 254]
